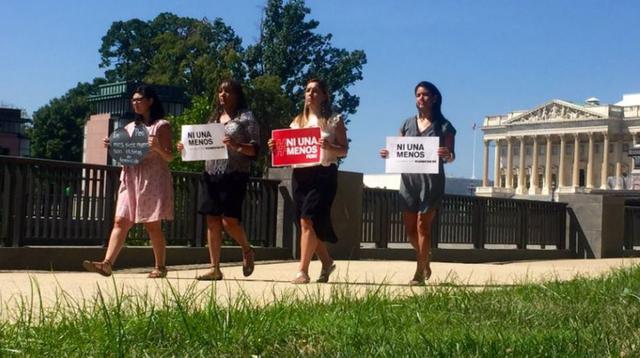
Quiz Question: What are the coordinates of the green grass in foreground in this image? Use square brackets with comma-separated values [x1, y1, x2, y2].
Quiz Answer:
[1, 267, 640, 356]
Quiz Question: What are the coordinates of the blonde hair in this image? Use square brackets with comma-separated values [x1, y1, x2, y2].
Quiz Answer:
[293, 78, 333, 129]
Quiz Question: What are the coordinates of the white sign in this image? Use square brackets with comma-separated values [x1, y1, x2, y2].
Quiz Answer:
[180, 123, 228, 161]
[385, 136, 439, 174]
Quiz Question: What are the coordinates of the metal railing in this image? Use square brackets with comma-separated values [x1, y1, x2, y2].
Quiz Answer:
[624, 200, 640, 250]
[0, 156, 279, 247]
[362, 188, 567, 249]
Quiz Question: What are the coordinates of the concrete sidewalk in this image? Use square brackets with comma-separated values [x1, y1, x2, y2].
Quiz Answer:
[1, 258, 639, 317]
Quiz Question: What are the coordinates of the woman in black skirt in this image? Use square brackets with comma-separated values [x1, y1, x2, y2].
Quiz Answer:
[380, 81, 456, 285]
[268, 79, 348, 284]
[177, 79, 260, 280]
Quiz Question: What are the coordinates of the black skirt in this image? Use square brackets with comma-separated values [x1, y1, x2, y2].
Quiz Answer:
[198, 171, 249, 220]
[292, 164, 338, 243]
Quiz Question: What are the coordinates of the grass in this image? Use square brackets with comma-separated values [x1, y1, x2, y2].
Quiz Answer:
[1, 266, 640, 356]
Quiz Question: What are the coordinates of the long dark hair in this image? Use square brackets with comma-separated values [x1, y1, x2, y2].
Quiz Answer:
[208, 79, 248, 123]
[415, 81, 447, 122]
[293, 78, 333, 128]
[132, 84, 165, 125]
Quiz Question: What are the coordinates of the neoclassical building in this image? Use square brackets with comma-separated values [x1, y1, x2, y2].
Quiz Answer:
[476, 93, 640, 199]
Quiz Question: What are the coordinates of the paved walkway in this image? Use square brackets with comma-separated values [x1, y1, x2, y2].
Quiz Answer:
[1, 258, 639, 318]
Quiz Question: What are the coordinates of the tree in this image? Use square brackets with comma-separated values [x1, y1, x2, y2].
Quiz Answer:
[100, 13, 244, 96]
[246, 0, 367, 120]
[168, 95, 210, 173]
[30, 78, 106, 161]
[245, 75, 294, 173]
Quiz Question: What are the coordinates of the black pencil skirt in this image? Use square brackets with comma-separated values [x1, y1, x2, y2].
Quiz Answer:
[292, 164, 338, 243]
[198, 171, 249, 220]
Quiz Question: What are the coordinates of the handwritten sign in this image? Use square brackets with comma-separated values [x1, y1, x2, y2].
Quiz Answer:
[109, 125, 149, 166]
[180, 123, 227, 161]
[385, 136, 439, 174]
[271, 127, 322, 167]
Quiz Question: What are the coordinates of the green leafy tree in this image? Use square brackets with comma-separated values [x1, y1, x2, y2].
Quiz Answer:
[99, 19, 154, 82]
[168, 95, 210, 172]
[246, 0, 367, 121]
[245, 75, 294, 173]
[30, 78, 106, 161]
[100, 13, 244, 96]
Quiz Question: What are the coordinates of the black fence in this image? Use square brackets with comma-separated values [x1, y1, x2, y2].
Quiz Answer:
[0, 156, 279, 247]
[362, 188, 567, 249]
[624, 200, 640, 250]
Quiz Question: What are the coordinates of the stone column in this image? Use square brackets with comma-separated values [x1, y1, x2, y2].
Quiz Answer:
[572, 133, 580, 188]
[586, 132, 594, 189]
[506, 137, 513, 189]
[629, 133, 640, 174]
[494, 139, 501, 188]
[600, 132, 609, 190]
[615, 138, 623, 190]
[630, 133, 638, 173]
[482, 139, 489, 187]
[517, 136, 526, 194]
[559, 135, 566, 188]
[542, 135, 552, 194]
[529, 136, 539, 195]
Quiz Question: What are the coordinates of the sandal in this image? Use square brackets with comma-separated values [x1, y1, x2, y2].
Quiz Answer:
[82, 260, 112, 277]
[196, 267, 224, 281]
[242, 247, 255, 277]
[148, 266, 167, 279]
[409, 270, 426, 286]
[291, 271, 310, 284]
[316, 263, 336, 283]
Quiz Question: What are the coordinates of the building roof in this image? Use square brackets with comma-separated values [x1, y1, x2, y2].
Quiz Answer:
[616, 93, 640, 107]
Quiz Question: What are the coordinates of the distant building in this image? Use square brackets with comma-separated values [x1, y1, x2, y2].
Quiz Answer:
[0, 107, 30, 156]
[83, 81, 188, 166]
[476, 93, 640, 200]
[363, 174, 484, 196]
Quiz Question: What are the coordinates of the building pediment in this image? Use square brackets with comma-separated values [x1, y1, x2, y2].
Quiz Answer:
[506, 100, 607, 124]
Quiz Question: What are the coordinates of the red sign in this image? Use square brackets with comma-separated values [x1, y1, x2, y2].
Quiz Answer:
[271, 127, 322, 167]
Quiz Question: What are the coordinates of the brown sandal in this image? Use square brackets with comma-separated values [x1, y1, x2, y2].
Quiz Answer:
[196, 267, 224, 281]
[82, 260, 112, 277]
[291, 271, 310, 284]
[242, 247, 255, 277]
[409, 270, 426, 286]
[148, 266, 167, 278]
[316, 263, 336, 283]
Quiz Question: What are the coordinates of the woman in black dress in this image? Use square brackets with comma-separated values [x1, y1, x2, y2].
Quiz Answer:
[177, 79, 260, 280]
[268, 79, 348, 284]
[380, 81, 456, 285]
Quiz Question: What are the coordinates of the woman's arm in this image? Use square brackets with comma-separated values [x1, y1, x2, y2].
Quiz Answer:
[322, 116, 349, 157]
[150, 122, 174, 162]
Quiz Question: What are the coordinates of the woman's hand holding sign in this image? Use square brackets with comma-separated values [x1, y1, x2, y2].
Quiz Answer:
[379, 148, 389, 159]
[222, 135, 237, 150]
[437, 146, 453, 163]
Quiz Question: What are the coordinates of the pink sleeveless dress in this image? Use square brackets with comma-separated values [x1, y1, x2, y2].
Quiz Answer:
[115, 119, 174, 223]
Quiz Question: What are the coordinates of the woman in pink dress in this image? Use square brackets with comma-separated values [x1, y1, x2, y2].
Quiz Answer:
[83, 85, 174, 278]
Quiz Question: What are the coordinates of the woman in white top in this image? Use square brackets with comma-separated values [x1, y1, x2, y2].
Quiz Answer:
[269, 79, 348, 284]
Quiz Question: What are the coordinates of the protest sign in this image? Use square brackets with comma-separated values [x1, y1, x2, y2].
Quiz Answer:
[271, 127, 322, 167]
[108, 124, 149, 166]
[180, 123, 227, 161]
[385, 136, 439, 174]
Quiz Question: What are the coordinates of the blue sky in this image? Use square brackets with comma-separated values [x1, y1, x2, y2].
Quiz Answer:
[2, 0, 640, 177]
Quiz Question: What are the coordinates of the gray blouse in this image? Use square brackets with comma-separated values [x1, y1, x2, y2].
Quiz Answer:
[398, 116, 456, 213]
[205, 110, 260, 175]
